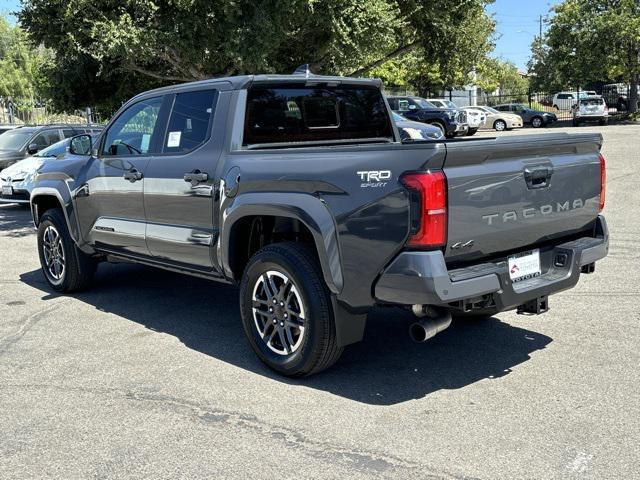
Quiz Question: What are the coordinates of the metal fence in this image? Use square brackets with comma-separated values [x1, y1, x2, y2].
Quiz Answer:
[1, 99, 107, 126]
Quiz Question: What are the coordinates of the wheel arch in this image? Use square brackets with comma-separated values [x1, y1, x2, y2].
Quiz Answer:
[220, 192, 343, 294]
[30, 186, 82, 243]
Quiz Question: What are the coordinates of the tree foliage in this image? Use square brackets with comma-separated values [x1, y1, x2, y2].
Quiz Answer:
[0, 15, 49, 105]
[528, 0, 640, 110]
[19, 0, 496, 110]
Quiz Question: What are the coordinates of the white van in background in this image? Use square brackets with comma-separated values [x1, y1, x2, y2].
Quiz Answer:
[552, 91, 597, 110]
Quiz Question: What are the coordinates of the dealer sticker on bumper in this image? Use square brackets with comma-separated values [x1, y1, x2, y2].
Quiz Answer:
[508, 249, 541, 282]
[1, 185, 12, 196]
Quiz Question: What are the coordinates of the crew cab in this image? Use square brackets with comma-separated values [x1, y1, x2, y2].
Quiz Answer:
[30, 73, 609, 376]
[386, 96, 468, 138]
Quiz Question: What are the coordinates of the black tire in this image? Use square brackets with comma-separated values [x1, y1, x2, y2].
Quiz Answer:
[466, 127, 478, 136]
[239, 242, 343, 377]
[531, 116, 544, 128]
[37, 208, 96, 292]
[599, 118, 608, 126]
[572, 118, 580, 127]
[494, 120, 507, 131]
[617, 100, 627, 112]
[428, 121, 446, 138]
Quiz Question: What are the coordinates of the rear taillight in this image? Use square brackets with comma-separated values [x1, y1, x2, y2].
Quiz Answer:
[599, 153, 606, 211]
[400, 171, 447, 248]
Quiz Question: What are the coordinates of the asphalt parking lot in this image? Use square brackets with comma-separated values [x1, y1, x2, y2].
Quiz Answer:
[1, 123, 638, 479]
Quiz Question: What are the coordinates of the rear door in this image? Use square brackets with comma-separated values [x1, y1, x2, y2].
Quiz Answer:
[443, 134, 602, 263]
[143, 87, 222, 271]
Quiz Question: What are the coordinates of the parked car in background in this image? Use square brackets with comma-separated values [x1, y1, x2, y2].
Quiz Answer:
[466, 106, 523, 132]
[392, 112, 444, 141]
[1, 134, 100, 205]
[494, 103, 557, 128]
[0, 124, 103, 171]
[387, 96, 468, 138]
[602, 83, 640, 111]
[0, 125, 18, 135]
[571, 96, 608, 126]
[429, 99, 484, 135]
[427, 99, 458, 109]
[552, 91, 596, 110]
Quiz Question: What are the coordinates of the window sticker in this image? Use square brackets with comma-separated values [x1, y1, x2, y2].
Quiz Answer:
[167, 131, 182, 147]
[140, 134, 151, 153]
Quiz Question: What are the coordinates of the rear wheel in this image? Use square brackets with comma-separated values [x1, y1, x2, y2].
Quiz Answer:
[599, 118, 608, 126]
[466, 127, 478, 136]
[37, 209, 96, 292]
[239, 242, 342, 377]
[572, 118, 580, 127]
[531, 116, 544, 128]
[494, 120, 507, 131]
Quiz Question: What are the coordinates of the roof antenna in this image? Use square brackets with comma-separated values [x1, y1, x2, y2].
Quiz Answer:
[293, 64, 312, 77]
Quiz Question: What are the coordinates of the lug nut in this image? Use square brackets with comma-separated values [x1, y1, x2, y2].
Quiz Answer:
[280, 301, 284, 307]
[272, 318, 277, 324]
[273, 299, 277, 304]
[269, 307, 273, 313]
[280, 322, 284, 327]
[284, 313, 288, 318]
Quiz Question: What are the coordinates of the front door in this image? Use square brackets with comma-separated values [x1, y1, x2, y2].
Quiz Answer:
[143, 88, 221, 271]
[75, 96, 164, 256]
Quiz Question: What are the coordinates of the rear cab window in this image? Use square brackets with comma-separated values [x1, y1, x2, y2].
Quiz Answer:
[243, 84, 393, 147]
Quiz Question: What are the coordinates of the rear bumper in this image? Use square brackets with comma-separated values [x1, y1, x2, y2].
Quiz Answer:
[375, 215, 609, 311]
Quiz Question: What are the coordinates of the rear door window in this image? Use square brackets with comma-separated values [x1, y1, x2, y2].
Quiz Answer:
[162, 89, 218, 154]
[244, 84, 393, 146]
[32, 130, 62, 149]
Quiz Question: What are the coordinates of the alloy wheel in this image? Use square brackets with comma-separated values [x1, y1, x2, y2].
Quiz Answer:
[252, 270, 306, 355]
[42, 225, 65, 281]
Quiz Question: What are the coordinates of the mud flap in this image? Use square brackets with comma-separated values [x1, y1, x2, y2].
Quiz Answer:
[331, 296, 367, 347]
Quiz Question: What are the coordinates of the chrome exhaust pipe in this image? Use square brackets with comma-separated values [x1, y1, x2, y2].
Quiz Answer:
[409, 306, 452, 343]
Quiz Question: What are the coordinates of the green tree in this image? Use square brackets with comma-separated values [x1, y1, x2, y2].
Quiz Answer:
[529, 0, 640, 111]
[476, 57, 529, 94]
[0, 15, 49, 105]
[19, 0, 496, 109]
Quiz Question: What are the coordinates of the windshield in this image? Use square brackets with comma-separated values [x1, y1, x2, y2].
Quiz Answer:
[413, 98, 437, 109]
[391, 112, 405, 122]
[0, 129, 32, 151]
[35, 138, 70, 158]
[441, 100, 458, 109]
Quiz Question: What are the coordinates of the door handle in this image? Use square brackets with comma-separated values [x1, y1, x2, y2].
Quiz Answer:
[184, 169, 209, 186]
[524, 166, 553, 189]
[123, 168, 143, 183]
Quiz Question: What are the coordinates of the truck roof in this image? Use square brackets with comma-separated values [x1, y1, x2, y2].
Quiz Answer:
[132, 74, 383, 101]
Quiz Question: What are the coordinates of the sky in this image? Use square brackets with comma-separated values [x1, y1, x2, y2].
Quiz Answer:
[486, 0, 561, 71]
[1, 0, 558, 72]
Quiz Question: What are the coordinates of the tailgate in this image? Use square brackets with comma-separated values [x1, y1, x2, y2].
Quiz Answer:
[443, 133, 602, 263]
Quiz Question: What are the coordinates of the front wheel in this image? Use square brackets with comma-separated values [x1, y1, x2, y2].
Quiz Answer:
[37, 209, 96, 292]
[239, 242, 343, 377]
[531, 116, 544, 128]
[494, 120, 506, 131]
[428, 121, 446, 138]
[572, 118, 580, 127]
[466, 127, 478, 136]
[599, 118, 609, 126]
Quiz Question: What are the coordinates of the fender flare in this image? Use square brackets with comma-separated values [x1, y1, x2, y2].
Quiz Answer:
[219, 192, 343, 294]
[31, 184, 83, 245]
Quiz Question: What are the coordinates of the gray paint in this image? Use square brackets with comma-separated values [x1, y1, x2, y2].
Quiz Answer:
[30, 74, 609, 348]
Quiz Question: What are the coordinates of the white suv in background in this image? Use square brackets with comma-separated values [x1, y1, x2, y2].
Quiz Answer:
[430, 99, 486, 136]
[572, 96, 608, 126]
[552, 91, 596, 110]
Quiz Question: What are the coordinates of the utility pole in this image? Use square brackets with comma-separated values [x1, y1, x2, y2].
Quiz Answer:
[539, 15, 543, 39]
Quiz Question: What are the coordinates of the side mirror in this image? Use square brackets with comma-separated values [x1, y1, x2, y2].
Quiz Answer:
[27, 143, 39, 155]
[408, 105, 417, 110]
[69, 134, 92, 156]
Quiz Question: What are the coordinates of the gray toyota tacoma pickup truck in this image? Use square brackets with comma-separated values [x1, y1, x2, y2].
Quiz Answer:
[30, 73, 609, 376]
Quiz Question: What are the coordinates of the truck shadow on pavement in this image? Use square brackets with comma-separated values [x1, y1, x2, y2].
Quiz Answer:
[21, 263, 552, 406]
[0, 204, 35, 238]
